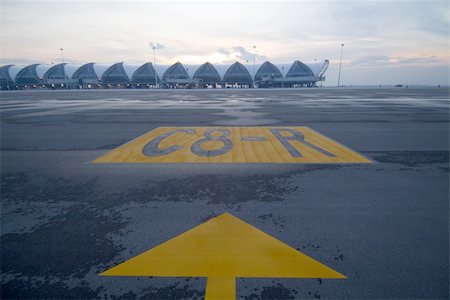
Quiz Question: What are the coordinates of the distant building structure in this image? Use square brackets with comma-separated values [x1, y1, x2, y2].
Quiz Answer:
[255, 61, 283, 88]
[223, 62, 253, 88]
[0, 59, 329, 90]
[72, 63, 99, 88]
[15, 64, 42, 86]
[131, 62, 159, 87]
[162, 62, 190, 88]
[0, 65, 14, 90]
[193, 62, 221, 88]
[43, 63, 72, 89]
[101, 62, 130, 87]
[283, 60, 317, 87]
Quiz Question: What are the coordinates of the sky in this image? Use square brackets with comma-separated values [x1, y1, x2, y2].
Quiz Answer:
[0, 0, 448, 86]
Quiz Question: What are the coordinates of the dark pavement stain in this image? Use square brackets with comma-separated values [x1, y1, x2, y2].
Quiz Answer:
[370, 151, 449, 167]
[137, 283, 204, 300]
[110, 291, 137, 299]
[0, 280, 101, 299]
[290, 165, 340, 175]
[1, 172, 98, 205]
[1, 166, 336, 211]
[334, 254, 345, 261]
[244, 283, 298, 300]
[1, 279, 102, 299]
[333, 247, 345, 262]
[1, 204, 127, 279]
[258, 213, 274, 220]
[258, 213, 286, 228]
[301, 244, 321, 251]
[106, 282, 203, 300]
[126, 174, 297, 204]
[122, 166, 337, 206]
[307, 291, 321, 299]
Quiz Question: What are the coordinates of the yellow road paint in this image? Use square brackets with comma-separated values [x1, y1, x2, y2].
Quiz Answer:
[94, 126, 371, 163]
[205, 277, 235, 300]
[100, 213, 346, 299]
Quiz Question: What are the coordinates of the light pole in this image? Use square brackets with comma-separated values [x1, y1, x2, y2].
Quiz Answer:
[59, 48, 69, 89]
[152, 44, 158, 88]
[337, 43, 344, 87]
[60, 48, 65, 63]
[253, 45, 256, 88]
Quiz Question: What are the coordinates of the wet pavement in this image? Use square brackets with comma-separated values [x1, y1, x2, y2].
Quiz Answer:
[1, 87, 449, 299]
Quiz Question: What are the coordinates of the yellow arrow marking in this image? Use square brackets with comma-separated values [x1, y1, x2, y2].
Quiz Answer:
[205, 277, 235, 300]
[93, 126, 371, 163]
[100, 213, 346, 299]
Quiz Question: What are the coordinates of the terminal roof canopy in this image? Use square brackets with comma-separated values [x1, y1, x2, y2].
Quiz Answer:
[101, 62, 130, 84]
[72, 63, 98, 81]
[193, 62, 221, 83]
[131, 63, 159, 84]
[223, 62, 252, 84]
[16, 64, 40, 85]
[162, 62, 190, 82]
[1, 59, 326, 88]
[286, 60, 314, 77]
[0, 65, 13, 82]
[43, 63, 68, 80]
[255, 61, 282, 81]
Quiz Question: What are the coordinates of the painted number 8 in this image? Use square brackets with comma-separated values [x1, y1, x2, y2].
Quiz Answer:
[191, 129, 233, 157]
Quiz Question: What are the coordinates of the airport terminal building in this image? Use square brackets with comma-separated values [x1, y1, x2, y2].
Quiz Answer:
[0, 60, 329, 90]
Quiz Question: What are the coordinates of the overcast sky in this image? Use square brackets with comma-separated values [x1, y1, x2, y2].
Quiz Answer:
[0, 0, 448, 85]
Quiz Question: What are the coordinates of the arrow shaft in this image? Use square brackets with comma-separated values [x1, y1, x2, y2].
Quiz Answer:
[205, 277, 235, 300]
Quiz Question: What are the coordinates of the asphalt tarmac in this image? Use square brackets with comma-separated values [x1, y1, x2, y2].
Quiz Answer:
[1, 87, 449, 299]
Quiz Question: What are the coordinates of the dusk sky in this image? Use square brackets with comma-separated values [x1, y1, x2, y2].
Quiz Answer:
[0, 0, 448, 86]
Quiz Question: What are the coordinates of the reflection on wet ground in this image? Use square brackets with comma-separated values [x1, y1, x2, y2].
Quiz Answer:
[1, 88, 449, 299]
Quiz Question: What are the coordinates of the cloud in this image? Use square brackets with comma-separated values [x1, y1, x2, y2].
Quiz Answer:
[217, 48, 230, 55]
[397, 56, 440, 65]
[216, 46, 268, 63]
[351, 56, 391, 66]
[350, 55, 444, 68]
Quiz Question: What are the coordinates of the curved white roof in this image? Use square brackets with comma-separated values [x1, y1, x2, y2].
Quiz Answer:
[64, 64, 81, 79]
[8, 65, 24, 82]
[179, 64, 199, 78]
[35, 65, 52, 79]
[153, 64, 167, 78]
[2, 60, 327, 83]
[92, 64, 110, 79]
[122, 64, 141, 80]
[150, 62, 321, 79]
[154, 63, 255, 79]
[154, 64, 205, 79]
